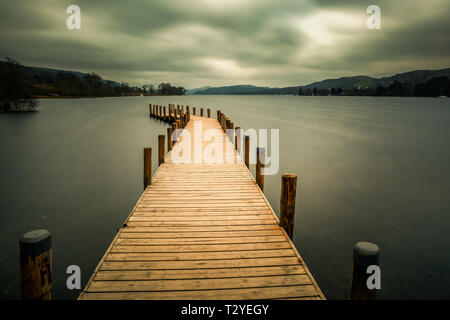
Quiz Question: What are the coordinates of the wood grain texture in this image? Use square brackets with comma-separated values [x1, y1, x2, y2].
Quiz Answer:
[79, 114, 324, 300]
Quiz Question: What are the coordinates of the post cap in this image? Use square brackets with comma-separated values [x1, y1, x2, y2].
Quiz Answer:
[282, 173, 297, 179]
[20, 229, 52, 259]
[353, 241, 380, 266]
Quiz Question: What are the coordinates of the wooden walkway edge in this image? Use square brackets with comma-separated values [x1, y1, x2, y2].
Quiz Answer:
[79, 111, 325, 300]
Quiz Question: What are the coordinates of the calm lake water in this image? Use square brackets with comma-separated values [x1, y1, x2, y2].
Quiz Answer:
[1, 95, 449, 299]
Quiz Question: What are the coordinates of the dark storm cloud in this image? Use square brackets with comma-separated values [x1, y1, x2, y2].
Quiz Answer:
[0, 0, 448, 88]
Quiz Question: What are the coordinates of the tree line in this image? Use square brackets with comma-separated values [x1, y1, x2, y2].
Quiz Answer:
[0, 58, 186, 112]
[298, 77, 450, 97]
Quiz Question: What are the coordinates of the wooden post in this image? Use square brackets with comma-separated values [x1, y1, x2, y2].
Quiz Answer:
[244, 135, 250, 168]
[229, 122, 234, 145]
[149, 104, 152, 117]
[167, 128, 173, 151]
[172, 123, 177, 142]
[144, 147, 152, 189]
[163, 106, 167, 121]
[217, 110, 220, 121]
[193, 107, 196, 115]
[20, 229, 52, 300]
[158, 135, 165, 166]
[207, 108, 211, 118]
[200, 108, 204, 117]
[187, 110, 190, 123]
[350, 242, 380, 300]
[235, 127, 241, 152]
[187, 106, 190, 113]
[256, 147, 265, 191]
[279, 173, 297, 239]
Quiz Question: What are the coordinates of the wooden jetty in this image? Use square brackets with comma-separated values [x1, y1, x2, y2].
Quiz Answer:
[79, 104, 325, 300]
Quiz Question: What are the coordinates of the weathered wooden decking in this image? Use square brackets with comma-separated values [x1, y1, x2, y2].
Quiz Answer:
[79, 115, 324, 300]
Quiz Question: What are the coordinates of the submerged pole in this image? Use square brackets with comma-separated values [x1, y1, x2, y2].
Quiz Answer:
[279, 173, 297, 239]
[256, 147, 265, 191]
[350, 242, 380, 300]
[144, 147, 152, 189]
[158, 135, 165, 166]
[20, 229, 53, 300]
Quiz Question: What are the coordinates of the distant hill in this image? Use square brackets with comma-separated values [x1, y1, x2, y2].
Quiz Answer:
[188, 68, 450, 95]
[14, 64, 122, 87]
[185, 86, 212, 95]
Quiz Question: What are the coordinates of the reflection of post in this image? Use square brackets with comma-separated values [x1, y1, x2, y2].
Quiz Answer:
[20, 229, 53, 300]
[244, 135, 250, 168]
[144, 147, 152, 189]
[158, 135, 165, 166]
[256, 147, 265, 192]
[167, 128, 173, 151]
[350, 242, 380, 300]
[279, 173, 297, 239]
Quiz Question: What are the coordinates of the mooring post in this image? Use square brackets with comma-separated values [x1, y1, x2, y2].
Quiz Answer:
[158, 135, 165, 166]
[144, 147, 152, 189]
[244, 135, 250, 168]
[193, 107, 196, 115]
[149, 104, 152, 117]
[187, 110, 190, 123]
[167, 128, 173, 151]
[187, 106, 190, 113]
[350, 242, 380, 300]
[20, 229, 53, 300]
[235, 127, 241, 151]
[217, 110, 220, 121]
[207, 108, 211, 118]
[256, 147, 265, 191]
[280, 173, 297, 239]
[172, 123, 177, 142]
[200, 108, 204, 117]
[163, 106, 167, 121]
[229, 122, 234, 145]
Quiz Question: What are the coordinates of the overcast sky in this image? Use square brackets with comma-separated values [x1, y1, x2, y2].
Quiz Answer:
[0, 0, 449, 88]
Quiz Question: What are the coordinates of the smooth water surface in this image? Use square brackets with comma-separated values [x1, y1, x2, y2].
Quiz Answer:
[1, 95, 449, 299]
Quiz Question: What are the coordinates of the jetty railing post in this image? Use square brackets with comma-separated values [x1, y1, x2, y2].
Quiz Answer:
[158, 135, 165, 166]
[144, 147, 152, 189]
[172, 123, 177, 143]
[256, 147, 265, 191]
[193, 107, 196, 115]
[235, 127, 241, 152]
[350, 242, 380, 300]
[20, 229, 53, 300]
[244, 135, 250, 168]
[167, 128, 173, 151]
[163, 106, 167, 121]
[200, 108, 204, 117]
[207, 108, 211, 118]
[217, 110, 220, 121]
[186, 110, 190, 123]
[149, 104, 151, 117]
[279, 173, 297, 239]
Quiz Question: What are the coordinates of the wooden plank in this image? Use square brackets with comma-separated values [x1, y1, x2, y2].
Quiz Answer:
[106, 249, 295, 261]
[100, 256, 301, 270]
[79, 114, 324, 300]
[87, 274, 311, 292]
[95, 265, 306, 280]
[79, 285, 319, 300]
[111, 242, 291, 252]
[114, 235, 288, 245]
